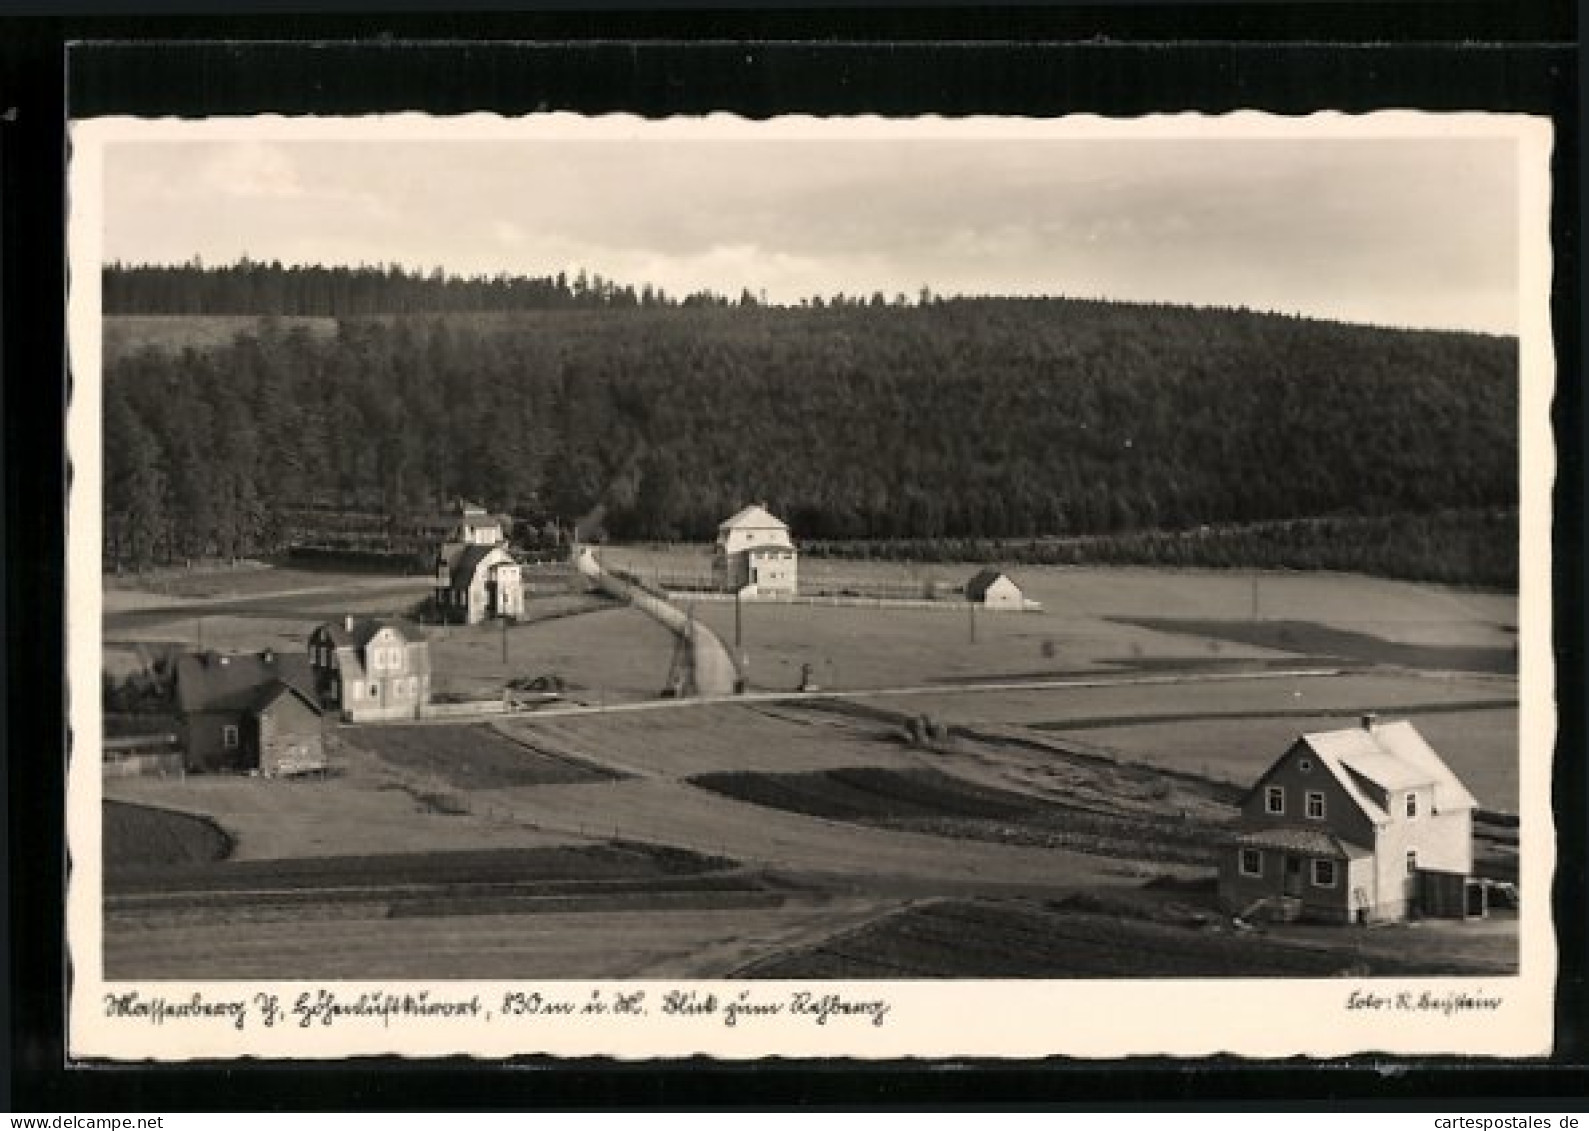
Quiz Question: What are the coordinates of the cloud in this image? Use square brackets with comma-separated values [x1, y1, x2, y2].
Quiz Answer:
[199, 142, 305, 199]
[100, 131, 1524, 334]
[490, 220, 525, 246]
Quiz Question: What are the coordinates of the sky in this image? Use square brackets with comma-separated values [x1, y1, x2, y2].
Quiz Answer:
[100, 124, 1525, 334]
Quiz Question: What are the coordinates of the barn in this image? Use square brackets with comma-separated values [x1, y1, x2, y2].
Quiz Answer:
[173, 650, 325, 775]
[965, 569, 1024, 609]
[1217, 716, 1481, 924]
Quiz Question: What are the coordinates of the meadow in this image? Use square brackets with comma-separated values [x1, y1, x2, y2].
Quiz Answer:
[97, 554, 1523, 978]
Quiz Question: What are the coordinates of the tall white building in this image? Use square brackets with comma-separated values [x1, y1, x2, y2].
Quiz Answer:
[714, 503, 798, 596]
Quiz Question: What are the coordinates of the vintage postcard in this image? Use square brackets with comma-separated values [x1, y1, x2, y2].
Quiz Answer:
[67, 110, 1557, 1060]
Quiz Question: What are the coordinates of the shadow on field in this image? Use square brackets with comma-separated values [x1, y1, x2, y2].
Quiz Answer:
[1112, 616, 1516, 674]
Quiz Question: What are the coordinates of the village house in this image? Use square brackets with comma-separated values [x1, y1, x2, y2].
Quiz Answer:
[435, 543, 523, 623]
[308, 616, 432, 722]
[713, 503, 798, 596]
[410, 498, 509, 547]
[430, 500, 523, 624]
[1218, 715, 1481, 924]
[965, 568, 1024, 609]
[172, 649, 325, 775]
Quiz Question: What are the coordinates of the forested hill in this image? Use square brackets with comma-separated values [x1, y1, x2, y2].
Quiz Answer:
[105, 260, 725, 315]
[102, 296, 1517, 580]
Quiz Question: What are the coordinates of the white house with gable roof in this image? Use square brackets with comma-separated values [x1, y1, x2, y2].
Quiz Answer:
[713, 503, 798, 596]
[1217, 715, 1480, 924]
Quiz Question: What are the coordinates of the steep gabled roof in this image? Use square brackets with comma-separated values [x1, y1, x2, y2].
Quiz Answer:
[718, 504, 788, 532]
[319, 617, 428, 650]
[966, 569, 1015, 600]
[447, 543, 514, 590]
[251, 680, 324, 717]
[1251, 719, 1478, 826]
[175, 651, 316, 715]
[1351, 719, 1479, 812]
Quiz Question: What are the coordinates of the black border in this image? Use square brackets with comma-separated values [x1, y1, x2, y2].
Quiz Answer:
[4, 11, 1585, 1111]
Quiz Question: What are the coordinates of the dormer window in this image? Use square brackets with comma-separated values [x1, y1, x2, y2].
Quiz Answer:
[1264, 786, 1285, 815]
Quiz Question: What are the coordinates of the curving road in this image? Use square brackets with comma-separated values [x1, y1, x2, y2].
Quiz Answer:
[575, 547, 740, 695]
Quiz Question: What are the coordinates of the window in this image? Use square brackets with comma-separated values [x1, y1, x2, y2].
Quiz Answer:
[370, 684, 379, 699]
[1298, 757, 1314, 773]
[1312, 859, 1338, 887]
[1265, 786, 1285, 815]
[1405, 792, 1418, 819]
[1306, 791, 1326, 819]
[222, 725, 239, 749]
[1406, 850, 1418, 876]
[1239, 848, 1263, 877]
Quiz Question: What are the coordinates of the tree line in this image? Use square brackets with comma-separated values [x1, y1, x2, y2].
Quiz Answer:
[105, 259, 842, 317]
[102, 289, 1518, 585]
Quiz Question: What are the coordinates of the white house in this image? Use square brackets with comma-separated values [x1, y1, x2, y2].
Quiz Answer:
[965, 569, 1024, 609]
[1217, 716, 1480, 924]
[714, 503, 798, 596]
[308, 617, 432, 722]
[435, 543, 523, 624]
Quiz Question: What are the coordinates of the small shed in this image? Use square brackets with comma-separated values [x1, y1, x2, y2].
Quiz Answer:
[966, 569, 1023, 610]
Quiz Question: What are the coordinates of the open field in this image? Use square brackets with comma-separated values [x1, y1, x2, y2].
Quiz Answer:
[97, 557, 1523, 979]
[743, 896, 1517, 979]
[496, 702, 922, 777]
[1038, 707, 1522, 814]
[600, 548, 1515, 647]
[1116, 617, 1513, 674]
[426, 605, 678, 702]
[348, 723, 623, 788]
[692, 600, 1284, 689]
[877, 672, 1514, 727]
[105, 562, 398, 602]
[103, 801, 232, 878]
[104, 898, 895, 980]
[104, 737, 587, 860]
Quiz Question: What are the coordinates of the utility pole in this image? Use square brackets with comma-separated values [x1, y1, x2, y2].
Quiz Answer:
[501, 614, 508, 666]
[969, 600, 977, 644]
[735, 589, 743, 649]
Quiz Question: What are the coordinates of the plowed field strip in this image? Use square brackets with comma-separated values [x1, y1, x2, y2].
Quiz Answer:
[747, 900, 1508, 978]
[106, 842, 731, 895]
[1029, 698, 1518, 732]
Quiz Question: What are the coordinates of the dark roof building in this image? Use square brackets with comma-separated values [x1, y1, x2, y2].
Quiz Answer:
[172, 650, 325, 775]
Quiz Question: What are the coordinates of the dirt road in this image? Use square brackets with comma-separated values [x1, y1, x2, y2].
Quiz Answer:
[576, 548, 740, 695]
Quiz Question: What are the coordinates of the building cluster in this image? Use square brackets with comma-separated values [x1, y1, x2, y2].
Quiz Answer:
[107, 498, 1497, 926]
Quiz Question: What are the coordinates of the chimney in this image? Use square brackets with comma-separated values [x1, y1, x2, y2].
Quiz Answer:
[344, 615, 355, 633]
[1361, 712, 1378, 732]
[262, 647, 275, 664]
